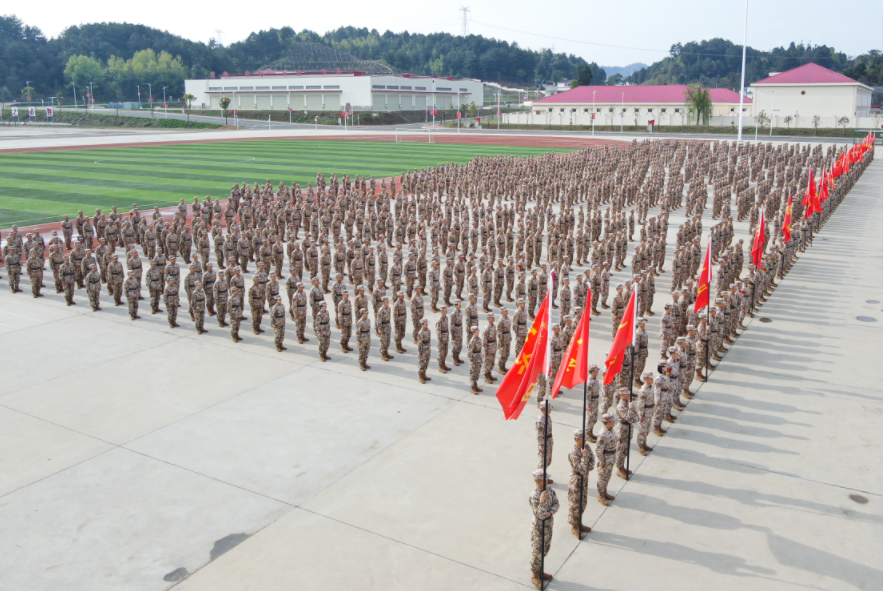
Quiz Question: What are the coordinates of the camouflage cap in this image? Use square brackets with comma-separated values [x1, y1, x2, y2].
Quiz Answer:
[601, 413, 615, 423]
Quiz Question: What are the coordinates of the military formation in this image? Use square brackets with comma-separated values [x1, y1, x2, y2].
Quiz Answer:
[0, 138, 872, 590]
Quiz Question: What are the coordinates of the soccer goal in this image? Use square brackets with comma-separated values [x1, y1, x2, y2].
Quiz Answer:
[395, 128, 435, 143]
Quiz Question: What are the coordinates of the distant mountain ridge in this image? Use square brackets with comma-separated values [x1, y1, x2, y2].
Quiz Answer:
[602, 63, 648, 78]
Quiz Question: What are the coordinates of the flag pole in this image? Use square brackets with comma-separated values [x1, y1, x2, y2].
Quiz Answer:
[540, 398, 549, 587]
[706, 232, 712, 381]
[625, 286, 637, 478]
[579, 305, 589, 531]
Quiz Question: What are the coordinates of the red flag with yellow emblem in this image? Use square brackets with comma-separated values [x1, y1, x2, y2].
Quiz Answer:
[603, 288, 637, 385]
[694, 238, 712, 314]
[496, 292, 550, 420]
[551, 302, 591, 398]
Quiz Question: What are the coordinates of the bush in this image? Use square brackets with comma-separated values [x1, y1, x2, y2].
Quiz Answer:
[0, 110, 221, 129]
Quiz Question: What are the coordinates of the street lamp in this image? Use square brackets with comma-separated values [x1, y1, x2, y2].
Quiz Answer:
[592, 90, 596, 136]
[88, 81, 94, 111]
[146, 83, 153, 118]
[163, 86, 168, 118]
[137, 85, 141, 106]
[72, 83, 78, 109]
[432, 79, 436, 127]
[736, 0, 749, 141]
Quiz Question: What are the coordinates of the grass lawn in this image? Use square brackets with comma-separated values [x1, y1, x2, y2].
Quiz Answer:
[0, 140, 573, 228]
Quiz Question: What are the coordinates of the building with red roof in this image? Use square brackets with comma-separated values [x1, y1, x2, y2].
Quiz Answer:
[750, 63, 873, 127]
[529, 84, 750, 128]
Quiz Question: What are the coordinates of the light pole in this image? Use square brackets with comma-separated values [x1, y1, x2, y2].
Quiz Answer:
[592, 90, 596, 136]
[163, 86, 168, 118]
[736, 0, 749, 141]
[89, 81, 94, 111]
[621, 92, 624, 133]
[146, 83, 153, 117]
[770, 90, 776, 137]
[72, 83, 78, 109]
[432, 79, 436, 127]
[137, 85, 141, 107]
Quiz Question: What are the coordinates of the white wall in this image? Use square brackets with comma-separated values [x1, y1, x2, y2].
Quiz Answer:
[750, 84, 873, 125]
[529, 101, 750, 127]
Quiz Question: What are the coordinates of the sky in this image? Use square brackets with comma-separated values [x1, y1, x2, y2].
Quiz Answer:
[12, 0, 884, 67]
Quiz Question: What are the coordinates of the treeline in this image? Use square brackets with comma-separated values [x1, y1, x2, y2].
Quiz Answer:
[627, 38, 882, 90]
[0, 15, 605, 102]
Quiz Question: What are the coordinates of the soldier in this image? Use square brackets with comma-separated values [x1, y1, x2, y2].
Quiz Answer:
[614, 388, 638, 480]
[229, 286, 244, 342]
[271, 296, 287, 351]
[428, 260, 441, 311]
[85, 264, 102, 311]
[60, 255, 76, 305]
[633, 317, 649, 387]
[26, 250, 44, 298]
[332, 273, 346, 327]
[203, 263, 216, 316]
[292, 282, 309, 343]
[567, 429, 594, 539]
[411, 284, 425, 343]
[468, 326, 483, 394]
[513, 298, 529, 356]
[124, 271, 141, 319]
[249, 277, 265, 334]
[356, 308, 372, 370]
[192, 282, 207, 334]
[164, 278, 180, 328]
[393, 291, 409, 353]
[636, 371, 656, 456]
[559, 276, 571, 317]
[146, 261, 163, 314]
[536, 402, 554, 476]
[214, 270, 229, 326]
[595, 413, 617, 505]
[527, 269, 539, 317]
[497, 307, 512, 374]
[315, 301, 332, 361]
[107, 254, 125, 305]
[338, 291, 354, 353]
[549, 324, 564, 385]
[529, 468, 559, 589]
[610, 284, 626, 337]
[377, 296, 393, 361]
[449, 299, 463, 367]
[436, 306, 451, 373]
[417, 318, 432, 384]
[585, 365, 601, 442]
[659, 303, 674, 359]
[695, 315, 709, 383]
[482, 312, 498, 384]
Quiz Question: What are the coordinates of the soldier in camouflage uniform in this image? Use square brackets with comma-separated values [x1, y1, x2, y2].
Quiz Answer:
[356, 308, 372, 370]
[659, 303, 674, 359]
[85, 264, 102, 311]
[450, 300, 464, 365]
[482, 313, 498, 384]
[468, 326, 483, 394]
[393, 291, 409, 353]
[338, 291, 354, 352]
[614, 388, 638, 480]
[536, 402, 554, 475]
[435, 306, 451, 373]
[633, 317, 649, 387]
[249, 277, 265, 334]
[411, 285, 425, 343]
[695, 315, 709, 382]
[377, 297, 393, 361]
[497, 307, 512, 374]
[229, 286, 244, 342]
[164, 278, 180, 328]
[315, 301, 332, 361]
[292, 282, 309, 343]
[529, 468, 559, 589]
[26, 250, 44, 298]
[567, 429, 594, 539]
[585, 365, 601, 442]
[636, 371, 655, 455]
[272, 296, 287, 351]
[417, 318, 432, 384]
[192, 282, 207, 334]
[214, 270, 229, 327]
[107, 254, 125, 306]
[513, 298, 529, 356]
[596, 413, 617, 505]
[124, 271, 140, 319]
[146, 261, 163, 314]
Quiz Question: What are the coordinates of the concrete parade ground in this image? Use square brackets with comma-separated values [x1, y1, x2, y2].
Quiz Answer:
[0, 127, 880, 591]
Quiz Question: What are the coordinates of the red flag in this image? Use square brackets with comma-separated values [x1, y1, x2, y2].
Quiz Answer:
[694, 239, 712, 314]
[752, 209, 766, 269]
[551, 303, 591, 398]
[802, 168, 816, 208]
[782, 194, 793, 243]
[819, 171, 830, 203]
[603, 289, 637, 385]
[833, 153, 844, 177]
[496, 293, 550, 420]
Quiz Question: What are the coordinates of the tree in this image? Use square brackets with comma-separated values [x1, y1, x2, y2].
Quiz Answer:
[575, 65, 593, 86]
[783, 115, 793, 130]
[21, 86, 35, 101]
[837, 116, 850, 136]
[219, 96, 231, 124]
[64, 55, 104, 88]
[608, 73, 624, 86]
[812, 115, 821, 132]
[182, 93, 196, 121]
[56, 92, 63, 106]
[684, 84, 712, 125]
[757, 110, 771, 131]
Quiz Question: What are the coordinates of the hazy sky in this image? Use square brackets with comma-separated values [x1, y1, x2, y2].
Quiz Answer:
[13, 0, 883, 67]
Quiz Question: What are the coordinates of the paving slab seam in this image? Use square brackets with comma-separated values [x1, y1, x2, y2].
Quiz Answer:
[306, 360, 470, 402]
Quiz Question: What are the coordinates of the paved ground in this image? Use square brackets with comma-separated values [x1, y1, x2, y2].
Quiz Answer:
[0, 144, 879, 591]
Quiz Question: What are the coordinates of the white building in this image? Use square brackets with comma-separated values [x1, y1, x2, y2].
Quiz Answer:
[184, 71, 484, 113]
[528, 85, 750, 127]
[750, 63, 874, 128]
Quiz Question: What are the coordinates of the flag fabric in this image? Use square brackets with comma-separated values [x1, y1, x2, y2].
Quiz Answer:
[802, 168, 817, 208]
[782, 194, 793, 243]
[819, 171, 830, 203]
[752, 210, 766, 269]
[551, 302, 591, 398]
[496, 293, 551, 420]
[603, 288, 637, 385]
[833, 152, 844, 177]
[694, 238, 712, 314]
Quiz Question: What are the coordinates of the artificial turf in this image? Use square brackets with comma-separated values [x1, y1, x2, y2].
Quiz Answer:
[0, 140, 573, 228]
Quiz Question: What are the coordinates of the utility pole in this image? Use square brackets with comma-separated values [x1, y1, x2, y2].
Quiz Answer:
[737, 0, 749, 141]
[213, 29, 224, 46]
[459, 6, 470, 36]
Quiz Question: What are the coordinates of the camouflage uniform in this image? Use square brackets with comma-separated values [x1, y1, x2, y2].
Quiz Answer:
[636, 375, 655, 451]
[468, 329, 483, 392]
[567, 434, 595, 528]
[450, 305, 464, 364]
[356, 312, 371, 368]
[417, 321, 431, 381]
[615, 392, 638, 470]
[529, 482, 559, 576]
[86, 268, 102, 310]
[482, 318, 498, 381]
[229, 289, 244, 341]
[497, 311, 512, 373]
[124, 274, 140, 319]
[192, 286, 207, 333]
[315, 305, 331, 359]
[435, 311, 450, 371]
[164, 281, 180, 327]
[338, 296, 353, 352]
[393, 295, 408, 352]
[377, 301, 393, 359]
[595, 420, 616, 497]
[271, 300, 287, 350]
[293, 286, 309, 342]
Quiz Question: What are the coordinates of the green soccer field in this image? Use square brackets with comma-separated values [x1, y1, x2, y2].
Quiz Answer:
[0, 140, 574, 228]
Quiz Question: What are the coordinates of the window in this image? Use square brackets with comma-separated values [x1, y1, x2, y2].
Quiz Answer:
[289, 86, 304, 90]
[459, 87, 468, 92]
[647, 108, 653, 113]
[661, 108, 666, 113]
[224, 87, 237, 90]
[675, 108, 680, 113]
[372, 85, 385, 89]
[437, 87, 452, 91]
[634, 108, 639, 113]
[730, 108, 735, 112]
[323, 85, 340, 89]
[622, 108, 626, 113]
[272, 86, 287, 90]
[239, 86, 254, 90]
[306, 85, 321, 90]
[256, 86, 270, 90]
[209, 87, 221, 91]
[560, 108, 565, 113]
[597, 108, 601, 113]
[386, 85, 399, 90]
[583, 108, 589, 113]
[416, 86, 427, 91]
[400, 86, 412, 90]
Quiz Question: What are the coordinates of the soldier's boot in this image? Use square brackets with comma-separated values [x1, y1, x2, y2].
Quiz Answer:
[712, 353, 723, 361]
[673, 401, 686, 411]
[646, 310, 655, 316]
[654, 425, 667, 436]
[386, 353, 395, 360]
[452, 354, 462, 366]
[571, 526, 585, 540]
[442, 362, 452, 371]
[431, 305, 439, 313]
[604, 490, 615, 501]
[498, 364, 507, 375]
[277, 345, 287, 352]
[580, 523, 591, 533]
[360, 361, 366, 371]
[322, 353, 332, 362]
[638, 445, 649, 456]
[347, 344, 354, 352]
[586, 430, 597, 443]
[419, 372, 426, 384]
[364, 363, 371, 370]
[643, 443, 654, 453]
[342, 345, 349, 353]
[170, 322, 180, 328]
[132, 314, 141, 320]
[423, 371, 432, 382]
[438, 364, 447, 374]
[683, 388, 694, 399]
[531, 572, 543, 589]
[598, 494, 610, 506]
[696, 369, 706, 382]
[724, 337, 735, 345]
[484, 372, 494, 384]
[471, 382, 482, 394]
[617, 466, 632, 480]
[664, 412, 677, 423]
